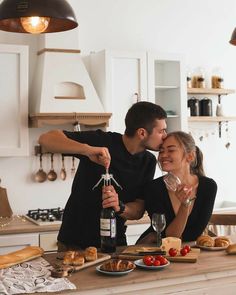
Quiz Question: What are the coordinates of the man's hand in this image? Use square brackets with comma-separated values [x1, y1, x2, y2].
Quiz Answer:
[87, 146, 111, 169]
[102, 185, 120, 212]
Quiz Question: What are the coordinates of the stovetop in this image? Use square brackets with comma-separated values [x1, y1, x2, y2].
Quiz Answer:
[25, 207, 64, 226]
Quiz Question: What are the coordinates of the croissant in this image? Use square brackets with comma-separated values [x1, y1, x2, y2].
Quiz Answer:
[100, 259, 135, 272]
[214, 236, 231, 247]
[196, 235, 214, 247]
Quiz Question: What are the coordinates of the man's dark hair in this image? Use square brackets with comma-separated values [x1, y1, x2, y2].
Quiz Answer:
[124, 101, 167, 137]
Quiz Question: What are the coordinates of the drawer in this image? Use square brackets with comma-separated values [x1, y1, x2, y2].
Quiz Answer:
[39, 232, 58, 252]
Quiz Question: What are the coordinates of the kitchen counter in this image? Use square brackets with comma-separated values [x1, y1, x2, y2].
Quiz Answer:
[41, 237, 236, 295]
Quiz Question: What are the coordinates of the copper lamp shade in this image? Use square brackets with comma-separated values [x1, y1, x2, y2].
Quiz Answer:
[0, 0, 78, 34]
[229, 28, 236, 45]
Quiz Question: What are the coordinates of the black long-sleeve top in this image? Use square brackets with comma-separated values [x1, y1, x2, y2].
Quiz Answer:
[138, 176, 217, 242]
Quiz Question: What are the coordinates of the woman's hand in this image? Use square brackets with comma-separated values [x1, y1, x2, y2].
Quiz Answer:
[175, 184, 193, 206]
[102, 185, 120, 212]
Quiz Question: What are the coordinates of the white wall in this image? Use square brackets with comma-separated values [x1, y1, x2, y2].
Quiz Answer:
[0, 0, 236, 213]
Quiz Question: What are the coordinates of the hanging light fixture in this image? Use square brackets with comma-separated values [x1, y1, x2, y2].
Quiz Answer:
[0, 0, 78, 34]
[229, 28, 236, 45]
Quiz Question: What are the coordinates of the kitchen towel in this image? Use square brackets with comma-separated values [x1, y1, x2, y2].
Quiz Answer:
[0, 257, 76, 295]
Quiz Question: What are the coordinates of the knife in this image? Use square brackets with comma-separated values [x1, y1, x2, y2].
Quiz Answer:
[117, 250, 166, 256]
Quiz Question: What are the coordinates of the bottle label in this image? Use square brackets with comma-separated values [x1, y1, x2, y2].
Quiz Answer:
[100, 218, 116, 238]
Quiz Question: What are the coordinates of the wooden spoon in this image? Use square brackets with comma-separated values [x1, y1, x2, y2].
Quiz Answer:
[35, 154, 47, 183]
[47, 154, 57, 181]
[60, 155, 67, 180]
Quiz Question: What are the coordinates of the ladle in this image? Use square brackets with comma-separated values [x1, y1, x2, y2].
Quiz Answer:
[35, 153, 47, 183]
[47, 154, 57, 181]
[60, 154, 67, 180]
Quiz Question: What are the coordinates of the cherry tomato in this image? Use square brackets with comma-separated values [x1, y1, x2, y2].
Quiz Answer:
[159, 256, 168, 265]
[180, 248, 188, 256]
[154, 255, 163, 261]
[169, 248, 178, 257]
[153, 259, 161, 266]
[184, 245, 191, 253]
[143, 255, 153, 266]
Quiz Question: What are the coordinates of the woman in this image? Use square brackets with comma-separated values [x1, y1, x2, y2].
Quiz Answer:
[136, 131, 217, 244]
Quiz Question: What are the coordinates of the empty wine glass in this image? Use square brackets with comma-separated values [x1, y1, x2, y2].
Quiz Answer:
[152, 213, 166, 247]
[163, 172, 181, 191]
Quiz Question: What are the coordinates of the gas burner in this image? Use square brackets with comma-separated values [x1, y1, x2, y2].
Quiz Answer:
[25, 207, 64, 226]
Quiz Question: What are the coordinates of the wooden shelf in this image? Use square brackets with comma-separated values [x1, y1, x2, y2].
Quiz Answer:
[188, 116, 236, 122]
[187, 88, 235, 95]
[29, 113, 112, 128]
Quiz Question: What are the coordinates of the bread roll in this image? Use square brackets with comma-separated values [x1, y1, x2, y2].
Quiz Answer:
[0, 246, 44, 269]
[73, 252, 85, 266]
[63, 251, 75, 265]
[214, 236, 231, 247]
[196, 235, 214, 247]
[226, 243, 236, 254]
[100, 259, 135, 272]
[84, 247, 97, 262]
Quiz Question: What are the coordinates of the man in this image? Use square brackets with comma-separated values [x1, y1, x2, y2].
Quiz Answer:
[38, 101, 167, 249]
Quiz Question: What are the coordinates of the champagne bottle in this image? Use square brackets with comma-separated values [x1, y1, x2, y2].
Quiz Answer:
[100, 207, 116, 253]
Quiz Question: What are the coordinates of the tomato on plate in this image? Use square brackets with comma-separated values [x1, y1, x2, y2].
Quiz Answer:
[143, 255, 154, 266]
[169, 248, 178, 257]
[154, 255, 168, 265]
[184, 245, 191, 253]
[180, 248, 188, 256]
[152, 259, 161, 266]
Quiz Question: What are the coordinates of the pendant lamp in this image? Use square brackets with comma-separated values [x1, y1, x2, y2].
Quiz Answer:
[0, 0, 78, 34]
[229, 28, 236, 45]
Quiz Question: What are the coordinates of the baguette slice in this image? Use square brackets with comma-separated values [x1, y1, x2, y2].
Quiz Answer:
[0, 246, 44, 269]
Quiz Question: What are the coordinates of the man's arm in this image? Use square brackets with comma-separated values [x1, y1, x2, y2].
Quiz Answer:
[102, 185, 145, 220]
[39, 129, 110, 168]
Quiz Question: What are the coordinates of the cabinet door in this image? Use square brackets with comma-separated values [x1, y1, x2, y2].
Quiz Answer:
[0, 44, 29, 156]
[0, 233, 38, 254]
[90, 50, 147, 133]
[147, 52, 188, 132]
[126, 223, 150, 245]
[39, 232, 58, 252]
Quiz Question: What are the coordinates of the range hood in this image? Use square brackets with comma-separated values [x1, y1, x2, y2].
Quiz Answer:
[29, 29, 111, 128]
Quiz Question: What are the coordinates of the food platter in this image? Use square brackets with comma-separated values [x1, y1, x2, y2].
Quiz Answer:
[197, 245, 228, 251]
[96, 264, 135, 276]
[134, 259, 170, 270]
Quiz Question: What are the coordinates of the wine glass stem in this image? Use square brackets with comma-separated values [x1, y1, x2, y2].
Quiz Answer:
[157, 232, 162, 247]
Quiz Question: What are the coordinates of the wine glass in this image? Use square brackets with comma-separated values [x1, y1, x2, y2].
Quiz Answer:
[163, 172, 181, 191]
[152, 213, 166, 247]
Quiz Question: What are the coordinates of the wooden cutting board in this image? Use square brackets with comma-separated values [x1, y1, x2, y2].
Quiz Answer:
[117, 246, 200, 263]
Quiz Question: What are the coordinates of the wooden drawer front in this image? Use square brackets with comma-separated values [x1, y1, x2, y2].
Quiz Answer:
[0, 233, 39, 254]
[39, 232, 58, 252]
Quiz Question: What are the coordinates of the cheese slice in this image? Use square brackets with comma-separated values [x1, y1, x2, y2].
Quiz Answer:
[161, 237, 181, 252]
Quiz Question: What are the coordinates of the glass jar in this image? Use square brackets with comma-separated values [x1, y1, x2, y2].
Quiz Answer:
[192, 67, 206, 88]
[211, 67, 224, 89]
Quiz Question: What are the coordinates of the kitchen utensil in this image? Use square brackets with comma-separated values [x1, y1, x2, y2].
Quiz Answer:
[47, 154, 57, 181]
[60, 154, 67, 180]
[152, 213, 166, 247]
[34, 153, 47, 183]
[225, 121, 231, 149]
[71, 156, 76, 177]
[0, 178, 13, 217]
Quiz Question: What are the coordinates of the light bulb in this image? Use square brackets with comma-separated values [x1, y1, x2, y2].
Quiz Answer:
[20, 16, 50, 34]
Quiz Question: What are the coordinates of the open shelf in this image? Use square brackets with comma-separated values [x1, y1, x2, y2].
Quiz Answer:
[188, 116, 236, 122]
[187, 88, 235, 95]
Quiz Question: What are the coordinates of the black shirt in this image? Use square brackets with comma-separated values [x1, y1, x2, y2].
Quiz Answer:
[58, 130, 156, 248]
[137, 176, 217, 242]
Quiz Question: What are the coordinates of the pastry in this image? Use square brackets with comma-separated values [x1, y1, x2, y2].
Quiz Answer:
[63, 251, 75, 265]
[100, 259, 135, 272]
[214, 236, 231, 247]
[196, 235, 214, 247]
[0, 246, 44, 269]
[73, 251, 85, 266]
[226, 243, 236, 254]
[84, 247, 97, 262]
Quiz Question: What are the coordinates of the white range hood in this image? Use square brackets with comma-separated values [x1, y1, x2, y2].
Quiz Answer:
[29, 29, 111, 127]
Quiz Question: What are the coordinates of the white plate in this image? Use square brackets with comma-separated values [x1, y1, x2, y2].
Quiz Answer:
[96, 265, 135, 276]
[134, 259, 170, 270]
[197, 245, 227, 251]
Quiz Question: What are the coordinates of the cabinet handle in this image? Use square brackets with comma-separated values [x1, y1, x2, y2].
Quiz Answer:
[133, 92, 140, 103]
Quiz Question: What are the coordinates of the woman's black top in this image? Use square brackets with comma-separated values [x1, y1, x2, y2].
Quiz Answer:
[137, 176, 217, 242]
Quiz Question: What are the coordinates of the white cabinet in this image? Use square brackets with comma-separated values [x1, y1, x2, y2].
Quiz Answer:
[90, 50, 187, 133]
[126, 223, 149, 245]
[147, 52, 188, 132]
[90, 50, 147, 132]
[39, 232, 58, 252]
[0, 44, 29, 156]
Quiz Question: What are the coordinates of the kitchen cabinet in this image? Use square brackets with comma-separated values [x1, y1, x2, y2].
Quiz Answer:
[0, 44, 29, 156]
[187, 88, 236, 137]
[90, 50, 148, 133]
[126, 223, 149, 245]
[147, 52, 188, 132]
[90, 50, 187, 133]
